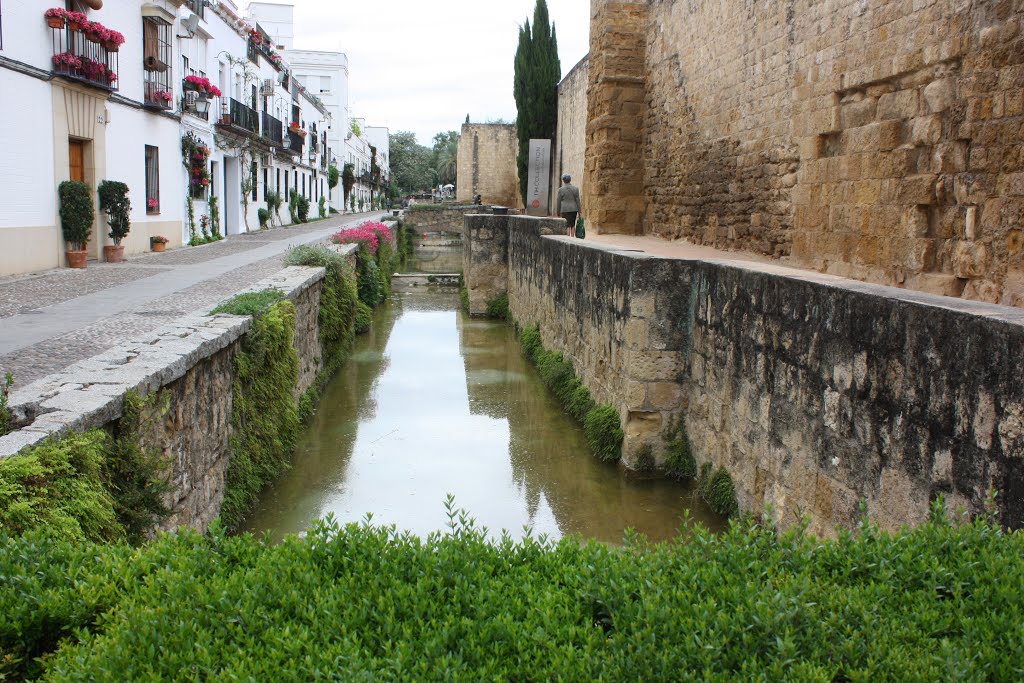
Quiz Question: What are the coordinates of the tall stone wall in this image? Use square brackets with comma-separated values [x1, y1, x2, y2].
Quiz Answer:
[465, 214, 1024, 534]
[456, 124, 522, 209]
[579, 0, 1024, 305]
[551, 56, 590, 213]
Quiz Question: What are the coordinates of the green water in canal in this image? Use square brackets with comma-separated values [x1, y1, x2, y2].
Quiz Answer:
[241, 287, 726, 544]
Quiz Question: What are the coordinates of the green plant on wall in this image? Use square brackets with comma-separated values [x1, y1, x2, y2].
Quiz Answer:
[328, 164, 340, 193]
[697, 462, 739, 517]
[0, 373, 13, 437]
[663, 414, 696, 480]
[342, 163, 355, 209]
[517, 323, 622, 463]
[288, 190, 300, 224]
[349, 194, 356, 212]
[219, 296, 300, 530]
[97, 180, 131, 246]
[209, 195, 221, 239]
[258, 208, 270, 228]
[58, 180, 94, 251]
[266, 190, 283, 226]
[318, 195, 327, 218]
[186, 194, 200, 245]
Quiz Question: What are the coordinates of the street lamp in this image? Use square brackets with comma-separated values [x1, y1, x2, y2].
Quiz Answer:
[194, 94, 211, 117]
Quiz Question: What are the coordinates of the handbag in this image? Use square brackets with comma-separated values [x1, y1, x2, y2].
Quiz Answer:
[575, 215, 586, 239]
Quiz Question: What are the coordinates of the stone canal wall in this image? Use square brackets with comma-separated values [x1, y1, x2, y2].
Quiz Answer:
[403, 205, 487, 234]
[467, 214, 1024, 533]
[0, 245, 358, 533]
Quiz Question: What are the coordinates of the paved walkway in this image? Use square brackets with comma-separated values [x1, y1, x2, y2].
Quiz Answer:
[0, 213, 377, 386]
[586, 232, 785, 267]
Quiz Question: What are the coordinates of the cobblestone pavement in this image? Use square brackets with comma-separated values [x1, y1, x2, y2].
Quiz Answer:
[0, 213, 381, 386]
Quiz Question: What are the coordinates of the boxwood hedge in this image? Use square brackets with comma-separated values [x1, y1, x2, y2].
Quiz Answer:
[2, 503, 1021, 681]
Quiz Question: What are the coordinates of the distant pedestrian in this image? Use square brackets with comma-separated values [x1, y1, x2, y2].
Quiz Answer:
[557, 174, 581, 237]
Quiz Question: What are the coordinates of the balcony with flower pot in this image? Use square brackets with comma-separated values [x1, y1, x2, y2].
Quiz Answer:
[181, 75, 221, 121]
[216, 98, 260, 136]
[46, 8, 121, 91]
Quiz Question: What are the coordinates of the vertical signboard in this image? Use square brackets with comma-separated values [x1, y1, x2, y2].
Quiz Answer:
[526, 139, 551, 216]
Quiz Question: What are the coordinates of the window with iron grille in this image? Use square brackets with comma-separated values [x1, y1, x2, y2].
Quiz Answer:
[186, 0, 205, 21]
[142, 16, 172, 108]
[145, 146, 160, 213]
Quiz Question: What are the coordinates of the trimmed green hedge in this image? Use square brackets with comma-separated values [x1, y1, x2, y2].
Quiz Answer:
[2, 505, 1022, 681]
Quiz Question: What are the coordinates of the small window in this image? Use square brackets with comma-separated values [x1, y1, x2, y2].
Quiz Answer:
[263, 168, 268, 202]
[145, 145, 160, 213]
[319, 76, 331, 93]
[251, 162, 258, 202]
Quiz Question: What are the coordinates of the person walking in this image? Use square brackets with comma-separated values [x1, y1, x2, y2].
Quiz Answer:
[557, 174, 581, 237]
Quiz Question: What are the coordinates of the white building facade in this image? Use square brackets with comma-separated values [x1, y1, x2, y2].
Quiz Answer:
[1, 0, 188, 276]
[0, 0, 336, 278]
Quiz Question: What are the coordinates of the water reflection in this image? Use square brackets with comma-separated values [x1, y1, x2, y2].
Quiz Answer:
[241, 288, 726, 544]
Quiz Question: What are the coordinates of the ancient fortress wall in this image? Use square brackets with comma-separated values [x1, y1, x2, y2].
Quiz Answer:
[465, 214, 1024, 534]
[551, 57, 590, 212]
[584, 0, 1024, 305]
[456, 124, 522, 209]
[0, 247, 358, 533]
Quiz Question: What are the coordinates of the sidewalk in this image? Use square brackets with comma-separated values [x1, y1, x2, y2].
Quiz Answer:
[0, 213, 377, 386]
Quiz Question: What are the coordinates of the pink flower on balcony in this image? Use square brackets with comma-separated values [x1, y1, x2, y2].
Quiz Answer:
[147, 199, 159, 210]
[52, 51, 82, 71]
[65, 11, 88, 29]
[105, 30, 125, 47]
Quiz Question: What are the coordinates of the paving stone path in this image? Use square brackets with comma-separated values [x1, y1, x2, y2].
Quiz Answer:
[0, 213, 378, 386]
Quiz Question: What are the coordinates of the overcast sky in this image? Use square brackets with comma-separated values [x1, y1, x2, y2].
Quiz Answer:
[273, 0, 591, 146]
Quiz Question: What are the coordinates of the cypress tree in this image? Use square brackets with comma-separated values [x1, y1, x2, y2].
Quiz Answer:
[513, 0, 560, 206]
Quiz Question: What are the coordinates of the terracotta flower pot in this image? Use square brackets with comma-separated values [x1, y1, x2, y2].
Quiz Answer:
[47, 16, 66, 29]
[68, 21, 83, 32]
[66, 250, 88, 269]
[105, 41, 119, 52]
[103, 245, 124, 263]
[151, 242, 166, 252]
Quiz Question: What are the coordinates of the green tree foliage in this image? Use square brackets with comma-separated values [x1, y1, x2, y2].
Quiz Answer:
[342, 163, 355, 207]
[97, 181, 131, 246]
[432, 130, 460, 186]
[389, 131, 433, 192]
[58, 181, 94, 250]
[327, 164, 340, 191]
[513, 0, 560, 204]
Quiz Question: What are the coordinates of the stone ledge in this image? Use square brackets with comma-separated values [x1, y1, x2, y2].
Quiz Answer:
[538, 234, 1024, 328]
[0, 259, 344, 460]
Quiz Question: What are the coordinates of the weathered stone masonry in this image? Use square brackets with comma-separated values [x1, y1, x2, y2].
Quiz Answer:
[583, 0, 1024, 306]
[465, 214, 1024, 533]
[0, 246, 358, 533]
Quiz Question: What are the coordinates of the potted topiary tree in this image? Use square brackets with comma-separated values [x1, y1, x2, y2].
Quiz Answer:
[58, 180, 94, 268]
[98, 180, 131, 263]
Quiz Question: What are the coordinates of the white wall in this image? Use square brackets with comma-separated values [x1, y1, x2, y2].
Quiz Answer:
[0, 71, 55, 230]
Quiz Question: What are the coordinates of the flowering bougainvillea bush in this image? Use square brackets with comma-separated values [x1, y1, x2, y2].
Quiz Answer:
[330, 221, 392, 255]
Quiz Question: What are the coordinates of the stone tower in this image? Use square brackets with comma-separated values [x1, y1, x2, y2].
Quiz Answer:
[583, 0, 648, 236]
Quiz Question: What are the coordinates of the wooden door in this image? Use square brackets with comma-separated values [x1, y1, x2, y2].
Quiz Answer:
[69, 139, 96, 258]
[69, 140, 85, 182]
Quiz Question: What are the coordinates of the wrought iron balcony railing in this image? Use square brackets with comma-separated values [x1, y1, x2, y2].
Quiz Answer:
[218, 97, 259, 134]
[49, 23, 119, 91]
[262, 112, 284, 145]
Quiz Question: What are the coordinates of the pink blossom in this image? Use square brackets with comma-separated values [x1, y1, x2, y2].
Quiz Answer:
[330, 221, 393, 255]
